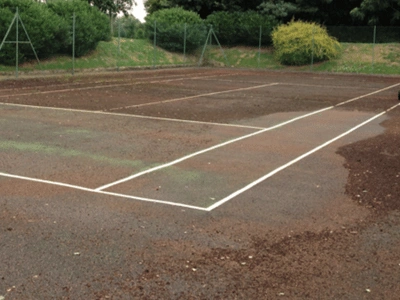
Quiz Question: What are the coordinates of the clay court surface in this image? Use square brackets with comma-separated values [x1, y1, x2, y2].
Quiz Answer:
[1, 68, 400, 299]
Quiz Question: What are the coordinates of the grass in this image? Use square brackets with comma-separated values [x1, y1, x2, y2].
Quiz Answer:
[0, 38, 196, 74]
[206, 42, 400, 75]
[1, 38, 399, 75]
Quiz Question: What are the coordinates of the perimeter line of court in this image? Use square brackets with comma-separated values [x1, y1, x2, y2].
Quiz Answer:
[1, 102, 398, 211]
[96, 82, 400, 191]
[206, 102, 400, 211]
[0, 171, 209, 211]
[0, 101, 265, 130]
[0, 71, 212, 93]
[0, 72, 239, 99]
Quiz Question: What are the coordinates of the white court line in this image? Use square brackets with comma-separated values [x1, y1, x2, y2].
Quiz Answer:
[95, 106, 333, 191]
[0, 172, 208, 211]
[1, 82, 399, 210]
[0, 72, 238, 99]
[336, 82, 400, 105]
[0, 72, 200, 93]
[108, 83, 280, 110]
[96, 82, 400, 191]
[206, 103, 400, 211]
[0, 101, 265, 130]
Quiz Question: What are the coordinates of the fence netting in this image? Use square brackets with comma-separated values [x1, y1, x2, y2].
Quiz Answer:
[1, 17, 399, 77]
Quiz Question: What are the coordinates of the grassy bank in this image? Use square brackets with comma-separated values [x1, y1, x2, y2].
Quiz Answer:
[1, 38, 399, 75]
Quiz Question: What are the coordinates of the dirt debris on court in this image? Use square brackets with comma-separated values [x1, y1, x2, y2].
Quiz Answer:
[0, 68, 400, 299]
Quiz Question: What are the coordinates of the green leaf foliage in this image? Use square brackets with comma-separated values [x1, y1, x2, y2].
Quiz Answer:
[0, 0, 110, 65]
[0, 0, 66, 65]
[48, 0, 111, 57]
[206, 11, 277, 46]
[113, 16, 143, 38]
[272, 21, 341, 65]
[145, 8, 207, 53]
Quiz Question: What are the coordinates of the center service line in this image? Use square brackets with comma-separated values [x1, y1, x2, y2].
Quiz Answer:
[206, 102, 400, 211]
[108, 82, 280, 110]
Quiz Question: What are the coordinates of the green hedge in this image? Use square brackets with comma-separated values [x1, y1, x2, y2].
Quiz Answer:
[205, 11, 278, 46]
[0, 0, 65, 65]
[48, 0, 111, 57]
[0, 0, 110, 65]
[145, 8, 207, 53]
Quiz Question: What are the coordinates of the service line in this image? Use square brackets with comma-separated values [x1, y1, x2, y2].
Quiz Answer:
[108, 82, 280, 111]
[206, 102, 400, 211]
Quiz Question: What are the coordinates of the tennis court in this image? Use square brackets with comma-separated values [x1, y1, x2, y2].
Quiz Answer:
[1, 68, 400, 299]
[1, 68, 399, 211]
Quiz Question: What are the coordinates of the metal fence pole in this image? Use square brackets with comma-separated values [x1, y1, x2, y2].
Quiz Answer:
[153, 21, 157, 68]
[117, 18, 121, 71]
[372, 25, 376, 74]
[72, 12, 75, 75]
[311, 26, 315, 71]
[258, 25, 262, 69]
[15, 7, 19, 78]
[183, 23, 187, 63]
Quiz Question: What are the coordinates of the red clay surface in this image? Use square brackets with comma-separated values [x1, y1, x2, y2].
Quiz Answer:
[1, 68, 400, 299]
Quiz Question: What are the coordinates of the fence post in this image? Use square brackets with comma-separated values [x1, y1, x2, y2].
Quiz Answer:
[153, 21, 157, 68]
[72, 12, 75, 75]
[183, 23, 187, 63]
[117, 18, 121, 71]
[311, 26, 315, 71]
[258, 25, 262, 68]
[372, 25, 376, 74]
[15, 7, 19, 78]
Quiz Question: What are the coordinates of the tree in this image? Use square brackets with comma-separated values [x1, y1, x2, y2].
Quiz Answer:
[89, 0, 135, 16]
[258, 0, 363, 25]
[144, 0, 173, 15]
[145, 0, 264, 18]
[350, 0, 400, 25]
[257, 0, 297, 23]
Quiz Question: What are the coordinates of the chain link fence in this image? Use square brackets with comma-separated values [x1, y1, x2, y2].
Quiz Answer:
[1, 15, 400, 77]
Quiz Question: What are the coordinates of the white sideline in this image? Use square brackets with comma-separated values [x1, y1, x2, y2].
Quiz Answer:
[0, 171, 209, 211]
[206, 102, 400, 211]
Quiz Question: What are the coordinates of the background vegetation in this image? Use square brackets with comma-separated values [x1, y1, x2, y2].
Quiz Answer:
[0, 0, 399, 74]
[0, 0, 110, 65]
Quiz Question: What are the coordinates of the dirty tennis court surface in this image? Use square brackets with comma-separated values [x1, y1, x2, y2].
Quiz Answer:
[1, 68, 399, 299]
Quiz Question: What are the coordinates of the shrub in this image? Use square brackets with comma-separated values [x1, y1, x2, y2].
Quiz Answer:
[0, 0, 66, 65]
[206, 11, 278, 46]
[272, 21, 341, 65]
[145, 8, 207, 53]
[48, 0, 111, 57]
